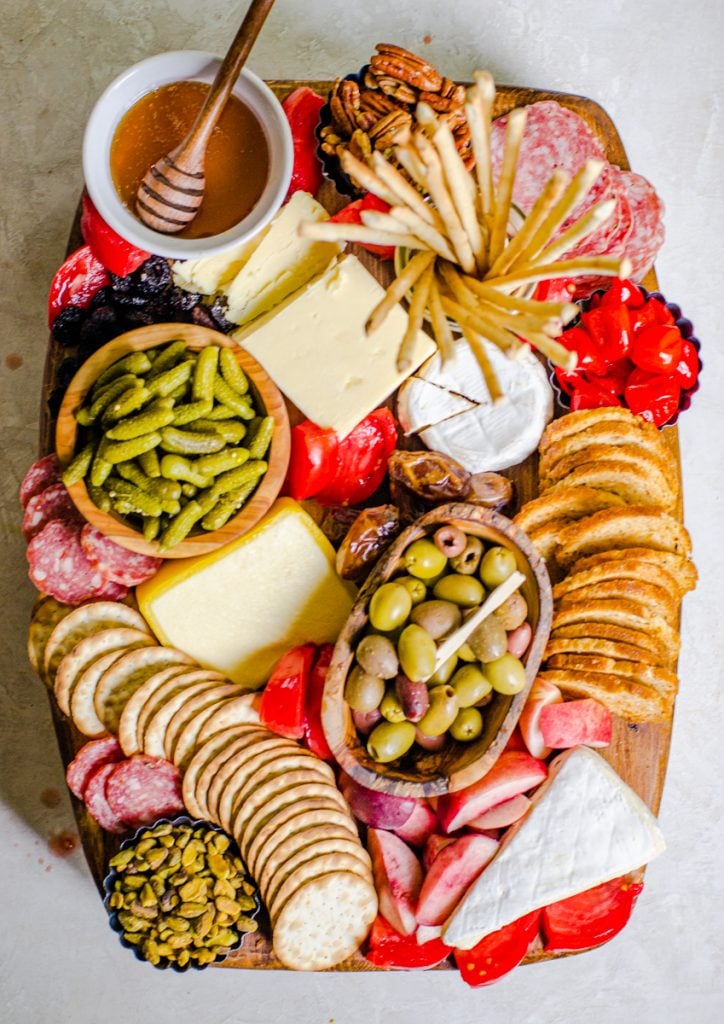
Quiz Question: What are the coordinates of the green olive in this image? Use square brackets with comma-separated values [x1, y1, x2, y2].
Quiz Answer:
[369, 582, 412, 632]
[404, 539, 448, 580]
[380, 686, 407, 723]
[433, 573, 485, 608]
[484, 653, 527, 695]
[457, 642, 477, 662]
[480, 546, 517, 588]
[367, 720, 417, 763]
[449, 706, 483, 742]
[450, 664, 493, 707]
[395, 575, 428, 605]
[356, 634, 399, 679]
[397, 624, 437, 682]
[344, 666, 385, 713]
[450, 536, 483, 575]
[410, 599, 462, 640]
[417, 685, 459, 737]
[467, 616, 508, 662]
[493, 591, 529, 631]
[429, 652, 458, 685]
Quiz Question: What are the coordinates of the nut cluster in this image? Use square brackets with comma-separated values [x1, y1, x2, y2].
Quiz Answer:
[320, 43, 471, 176]
[106, 821, 258, 969]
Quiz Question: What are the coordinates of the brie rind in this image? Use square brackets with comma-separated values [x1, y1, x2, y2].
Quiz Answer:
[397, 377, 478, 433]
[442, 746, 666, 950]
[402, 339, 553, 472]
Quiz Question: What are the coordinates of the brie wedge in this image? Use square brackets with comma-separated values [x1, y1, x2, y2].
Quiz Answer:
[442, 746, 666, 949]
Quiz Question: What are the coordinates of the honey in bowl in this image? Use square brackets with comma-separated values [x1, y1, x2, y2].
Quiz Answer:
[110, 80, 270, 239]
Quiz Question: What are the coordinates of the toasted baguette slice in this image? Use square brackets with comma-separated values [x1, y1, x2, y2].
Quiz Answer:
[540, 407, 666, 455]
[544, 655, 678, 702]
[557, 578, 679, 627]
[539, 424, 676, 490]
[550, 599, 680, 656]
[556, 506, 692, 568]
[550, 621, 673, 664]
[542, 442, 677, 493]
[553, 559, 686, 602]
[513, 486, 625, 533]
[569, 547, 698, 593]
[538, 669, 668, 723]
[544, 460, 677, 511]
[545, 635, 662, 667]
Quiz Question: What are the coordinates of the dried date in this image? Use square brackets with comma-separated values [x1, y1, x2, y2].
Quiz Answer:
[335, 505, 401, 581]
[387, 449, 472, 503]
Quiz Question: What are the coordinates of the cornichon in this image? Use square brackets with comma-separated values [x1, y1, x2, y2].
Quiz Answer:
[159, 426, 226, 455]
[219, 348, 249, 395]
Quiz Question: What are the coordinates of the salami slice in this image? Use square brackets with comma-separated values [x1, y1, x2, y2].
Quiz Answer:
[106, 754, 185, 829]
[19, 454, 60, 508]
[27, 519, 106, 605]
[84, 761, 127, 834]
[66, 736, 124, 801]
[22, 482, 80, 540]
[80, 524, 161, 587]
[93, 577, 130, 601]
[618, 169, 665, 280]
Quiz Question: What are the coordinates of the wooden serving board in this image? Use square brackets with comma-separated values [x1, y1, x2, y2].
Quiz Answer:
[37, 80, 680, 972]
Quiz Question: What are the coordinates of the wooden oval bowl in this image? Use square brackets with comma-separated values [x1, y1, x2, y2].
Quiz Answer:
[322, 503, 552, 798]
[56, 322, 290, 558]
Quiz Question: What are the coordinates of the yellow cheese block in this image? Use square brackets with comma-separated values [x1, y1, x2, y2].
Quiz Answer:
[137, 499, 355, 689]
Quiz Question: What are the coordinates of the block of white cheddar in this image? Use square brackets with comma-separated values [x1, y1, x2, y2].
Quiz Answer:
[442, 746, 666, 949]
[224, 191, 342, 325]
[172, 234, 261, 295]
[137, 499, 355, 689]
[234, 254, 437, 439]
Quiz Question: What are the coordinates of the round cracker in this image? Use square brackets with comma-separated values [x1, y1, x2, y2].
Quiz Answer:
[164, 684, 243, 763]
[142, 674, 229, 760]
[247, 801, 359, 880]
[189, 728, 270, 821]
[172, 695, 243, 771]
[234, 772, 347, 850]
[71, 648, 144, 737]
[237, 786, 350, 862]
[27, 597, 74, 685]
[94, 646, 194, 735]
[269, 853, 373, 924]
[117, 666, 195, 756]
[208, 738, 304, 828]
[54, 627, 153, 716]
[261, 830, 370, 906]
[222, 750, 335, 833]
[43, 602, 149, 683]
[271, 871, 378, 970]
[181, 725, 262, 819]
[195, 694, 261, 743]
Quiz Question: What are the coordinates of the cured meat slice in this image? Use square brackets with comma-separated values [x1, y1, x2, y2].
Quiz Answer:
[27, 520, 106, 605]
[80, 524, 161, 587]
[84, 761, 127, 834]
[105, 754, 185, 829]
[93, 577, 130, 601]
[618, 169, 665, 280]
[19, 454, 60, 508]
[66, 736, 124, 800]
[22, 482, 80, 540]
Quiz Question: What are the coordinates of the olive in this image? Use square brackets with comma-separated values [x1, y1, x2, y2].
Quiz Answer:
[414, 728, 446, 752]
[493, 591, 529, 631]
[356, 634, 399, 679]
[367, 720, 416, 763]
[450, 536, 483, 575]
[417, 685, 459, 736]
[404, 539, 448, 580]
[507, 621, 532, 658]
[429, 652, 458, 685]
[450, 664, 493, 707]
[457, 642, 477, 662]
[433, 525, 467, 557]
[352, 707, 383, 735]
[467, 615, 508, 662]
[449, 707, 483, 742]
[480, 546, 517, 588]
[410, 599, 462, 640]
[344, 666, 385, 713]
[395, 575, 428, 605]
[380, 687, 407, 723]
[369, 582, 412, 632]
[395, 675, 430, 722]
[433, 573, 485, 607]
[485, 653, 527, 695]
[397, 624, 437, 682]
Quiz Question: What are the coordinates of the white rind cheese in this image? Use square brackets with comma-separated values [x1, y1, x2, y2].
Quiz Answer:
[442, 746, 666, 949]
[235, 254, 437, 439]
[398, 338, 553, 472]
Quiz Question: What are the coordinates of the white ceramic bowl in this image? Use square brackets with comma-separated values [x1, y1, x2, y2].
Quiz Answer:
[83, 50, 293, 260]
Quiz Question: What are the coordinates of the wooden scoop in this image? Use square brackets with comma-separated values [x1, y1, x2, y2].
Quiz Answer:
[135, 0, 276, 234]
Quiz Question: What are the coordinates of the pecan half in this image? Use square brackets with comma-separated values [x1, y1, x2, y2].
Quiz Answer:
[359, 90, 400, 117]
[369, 110, 412, 147]
[375, 76, 418, 104]
[370, 54, 443, 93]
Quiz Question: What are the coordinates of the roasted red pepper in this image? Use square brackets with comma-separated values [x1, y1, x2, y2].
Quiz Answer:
[284, 421, 339, 500]
[304, 643, 335, 761]
[599, 277, 644, 309]
[365, 914, 452, 970]
[629, 295, 675, 332]
[282, 87, 325, 199]
[80, 194, 150, 277]
[454, 910, 541, 987]
[569, 377, 620, 411]
[674, 339, 699, 389]
[624, 367, 681, 427]
[259, 644, 317, 739]
[542, 876, 644, 952]
[581, 303, 631, 363]
[48, 244, 110, 328]
[630, 324, 683, 375]
[329, 193, 395, 259]
[312, 408, 398, 506]
[558, 325, 607, 376]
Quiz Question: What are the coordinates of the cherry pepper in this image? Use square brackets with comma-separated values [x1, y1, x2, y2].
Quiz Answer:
[259, 644, 317, 739]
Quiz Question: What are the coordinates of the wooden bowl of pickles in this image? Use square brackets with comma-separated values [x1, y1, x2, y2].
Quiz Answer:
[322, 503, 552, 798]
[55, 323, 290, 559]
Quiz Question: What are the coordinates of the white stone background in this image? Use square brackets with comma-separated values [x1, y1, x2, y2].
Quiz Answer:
[1, 0, 722, 1020]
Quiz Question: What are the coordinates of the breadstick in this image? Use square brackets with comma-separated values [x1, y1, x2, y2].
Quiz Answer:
[413, 130, 476, 274]
[471, 71, 495, 217]
[366, 251, 436, 335]
[393, 142, 429, 191]
[522, 331, 578, 370]
[298, 220, 426, 250]
[439, 294, 520, 354]
[339, 150, 398, 205]
[459, 275, 578, 322]
[460, 326, 503, 402]
[369, 151, 440, 228]
[427, 276, 456, 364]
[535, 197, 616, 264]
[390, 206, 458, 262]
[487, 170, 569, 277]
[484, 254, 631, 290]
[397, 264, 434, 373]
[489, 106, 527, 266]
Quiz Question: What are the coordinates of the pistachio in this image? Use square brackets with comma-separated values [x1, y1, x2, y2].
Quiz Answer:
[179, 902, 207, 919]
[140, 883, 157, 908]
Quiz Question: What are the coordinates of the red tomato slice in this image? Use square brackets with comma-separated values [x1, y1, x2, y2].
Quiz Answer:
[624, 367, 681, 427]
[630, 324, 683, 375]
[304, 643, 335, 761]
[282, 87, 325, 200]
[284, 421, 339, 500]
[329, 194, 394, 259]
[365, 915, 452, 970]
[542, 876, 644, 952]
[259, 644, 317, 739]
[454, 910, 541, 987]
[313, 408, 398, 506]
[80, 194, 150, 277]
[48, 244, 110, 328]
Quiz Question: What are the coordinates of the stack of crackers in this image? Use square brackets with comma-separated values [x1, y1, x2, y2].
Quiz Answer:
[514, 407, 697, 722]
